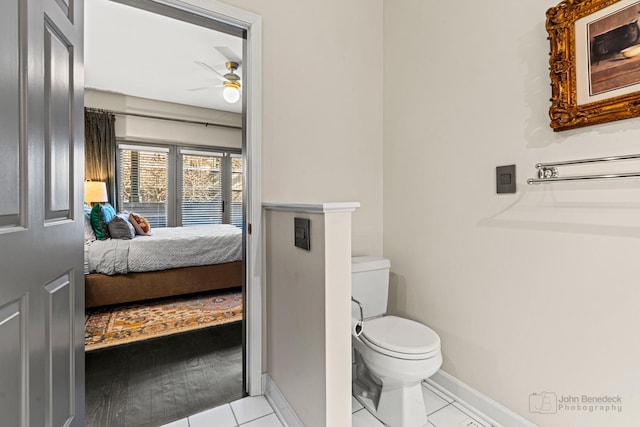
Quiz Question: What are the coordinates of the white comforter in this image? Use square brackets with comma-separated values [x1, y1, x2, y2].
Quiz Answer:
[86, 224, 242, 275]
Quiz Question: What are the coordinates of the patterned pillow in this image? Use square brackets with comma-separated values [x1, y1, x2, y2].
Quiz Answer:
[90, 203, 116, 240]
[129, 213, 151, 236]
[107, 215, 135, 240]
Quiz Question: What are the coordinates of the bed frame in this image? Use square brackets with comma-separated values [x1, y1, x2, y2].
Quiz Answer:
[85, 261, 243, 308]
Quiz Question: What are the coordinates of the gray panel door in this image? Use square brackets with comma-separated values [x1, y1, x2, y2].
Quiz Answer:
[0, 0, 84, 426]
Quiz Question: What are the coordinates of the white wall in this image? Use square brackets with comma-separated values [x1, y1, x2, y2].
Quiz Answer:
[85, 89, 242, 148]
[384, 1, 640, 426]
[183, 0, 384, 256]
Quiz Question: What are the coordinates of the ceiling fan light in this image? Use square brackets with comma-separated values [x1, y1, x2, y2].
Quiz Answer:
[222, 81, 241, 103]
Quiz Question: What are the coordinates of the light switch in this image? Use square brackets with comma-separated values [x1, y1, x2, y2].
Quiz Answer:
[294, 217, 310, 250]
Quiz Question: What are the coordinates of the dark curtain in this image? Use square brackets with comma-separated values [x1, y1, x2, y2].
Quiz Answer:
[84, 108, 117, 209]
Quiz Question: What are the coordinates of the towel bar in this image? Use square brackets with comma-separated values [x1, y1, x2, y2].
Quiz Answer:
[527, 153, 640, 184]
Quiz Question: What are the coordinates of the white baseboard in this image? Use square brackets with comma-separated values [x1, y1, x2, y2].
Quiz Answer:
[262, 374, 304, 427]
[426, 370, 538, 427]
[263, 369, 536, 427]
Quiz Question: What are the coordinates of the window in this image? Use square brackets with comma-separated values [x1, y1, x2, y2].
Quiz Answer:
[118, 144, 169, 227]
[117, 143, 242, 228]
[179, 149, 223, 226]
[230, 154, 243, 228]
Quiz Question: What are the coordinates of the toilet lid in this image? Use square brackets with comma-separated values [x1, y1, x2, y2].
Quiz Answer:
[362, 316, 440, 356]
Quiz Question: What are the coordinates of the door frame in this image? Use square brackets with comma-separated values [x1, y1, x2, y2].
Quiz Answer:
[108, 0, 263, 396]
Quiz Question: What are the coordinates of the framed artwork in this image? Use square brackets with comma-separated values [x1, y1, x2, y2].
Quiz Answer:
[547, 0, 640, 131]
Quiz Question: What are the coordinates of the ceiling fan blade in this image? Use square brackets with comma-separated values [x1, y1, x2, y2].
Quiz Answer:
[187, 83, 224, 91]
[213, 46, 241, 64]
[194, 61, 226, 81]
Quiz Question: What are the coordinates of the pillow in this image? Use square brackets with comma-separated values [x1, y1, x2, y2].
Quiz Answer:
[129, 213, 151, 236]
[90, 204, 108, 240]
[102, 203, 116, 222]
[107, 215, 135, 240]
[90, 203, 116, 240]
[84, 213, 96, 243]
[116, 212, 130, 222]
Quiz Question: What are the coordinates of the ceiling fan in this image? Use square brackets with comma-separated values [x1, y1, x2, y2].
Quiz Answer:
[192, 47, 242, 104]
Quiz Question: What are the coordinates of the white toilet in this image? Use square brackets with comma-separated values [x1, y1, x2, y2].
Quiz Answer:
[351, 256, 442, 427]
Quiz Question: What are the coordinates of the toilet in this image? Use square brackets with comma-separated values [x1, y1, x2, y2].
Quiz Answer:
[351, 256, 442, 427]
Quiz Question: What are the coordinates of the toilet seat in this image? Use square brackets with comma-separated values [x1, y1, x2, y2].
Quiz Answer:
[361, 316, 440, 360]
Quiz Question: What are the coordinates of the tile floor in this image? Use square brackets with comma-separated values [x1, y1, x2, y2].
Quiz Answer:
[352, 382, 494, 427]
[161, 382, 494, 427]
[160, 396, 282, 427]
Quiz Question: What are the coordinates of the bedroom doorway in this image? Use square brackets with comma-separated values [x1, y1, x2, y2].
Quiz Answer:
[83, 0, 262, 425]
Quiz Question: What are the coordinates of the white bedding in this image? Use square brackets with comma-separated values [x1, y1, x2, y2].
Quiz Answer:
[84, 243, 90, 275]
[86, 224, 242, 275]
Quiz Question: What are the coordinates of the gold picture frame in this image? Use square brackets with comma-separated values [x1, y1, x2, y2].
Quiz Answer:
[547, 0, 640, 131]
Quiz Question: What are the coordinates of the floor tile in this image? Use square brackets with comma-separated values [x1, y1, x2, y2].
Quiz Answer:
[240, 413, 283, 427]
[451, 402, 494, 427]
[231, 396, 274, 424]
[422, 384, 449, 415]
[352, 395, 364, 413]
[428, 403, 491, 427]
[159, 418, 189, 427]
[352, 408, 385, 427]
[423, 381, 455, 404]
[189, 403, 237, 427]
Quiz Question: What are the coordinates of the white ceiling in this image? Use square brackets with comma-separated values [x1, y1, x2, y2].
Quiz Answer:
[85, 0, 243, 113]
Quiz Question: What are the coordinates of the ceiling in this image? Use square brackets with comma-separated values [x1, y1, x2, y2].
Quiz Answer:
[85, 0, 243, 113]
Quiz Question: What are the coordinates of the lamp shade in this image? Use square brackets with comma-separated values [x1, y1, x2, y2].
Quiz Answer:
[84, 181, 108, 204]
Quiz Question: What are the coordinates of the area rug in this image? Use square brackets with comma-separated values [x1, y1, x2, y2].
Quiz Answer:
[85, 288, 242, 351]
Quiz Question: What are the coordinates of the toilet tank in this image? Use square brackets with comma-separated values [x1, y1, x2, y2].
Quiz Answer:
[351, 256, 391, 320]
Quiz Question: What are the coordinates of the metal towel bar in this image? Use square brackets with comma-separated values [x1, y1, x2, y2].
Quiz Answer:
[351, 297, 364, 336]
[527, 153, 640, 184]
[351, 297, 364, 323]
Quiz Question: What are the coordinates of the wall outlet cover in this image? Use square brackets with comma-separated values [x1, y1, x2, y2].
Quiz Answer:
[294, 217, 310, 250]
[496, 164, 516, 194]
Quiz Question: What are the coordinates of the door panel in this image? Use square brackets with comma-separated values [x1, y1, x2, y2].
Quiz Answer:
[0, 299, 25, 427]
[0, 0, 21, 227]
[45, 23, 72, 220]
[0, 0, 84, 425]
[54, 0, 71, 19]
[44, 275, 74, 427]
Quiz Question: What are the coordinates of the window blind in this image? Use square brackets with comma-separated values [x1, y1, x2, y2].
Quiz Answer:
[116, 143, 242, 229]
[230, 155, 243, 228]
[180, 152, 223, 226]
[118, 146, 169, 227]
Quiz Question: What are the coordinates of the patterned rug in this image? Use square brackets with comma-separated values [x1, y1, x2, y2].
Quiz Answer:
[85, 288, 242, 351]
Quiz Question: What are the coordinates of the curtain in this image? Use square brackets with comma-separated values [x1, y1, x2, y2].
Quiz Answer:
[84, 108, 117, 209]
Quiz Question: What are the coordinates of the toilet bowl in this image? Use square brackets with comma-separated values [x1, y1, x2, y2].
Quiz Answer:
[351, 257, 442, 427]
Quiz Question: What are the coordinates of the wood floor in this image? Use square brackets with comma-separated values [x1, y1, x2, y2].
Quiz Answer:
[85, 322, 244, 427]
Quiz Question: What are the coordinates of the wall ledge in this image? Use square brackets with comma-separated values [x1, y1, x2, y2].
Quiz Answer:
[262, 202, 360, 213]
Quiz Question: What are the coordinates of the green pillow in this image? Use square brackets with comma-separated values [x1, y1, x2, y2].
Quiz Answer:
[90, 203, 116, 240]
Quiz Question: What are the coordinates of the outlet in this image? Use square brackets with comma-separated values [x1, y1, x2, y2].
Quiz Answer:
[496, 164, 516, 194]
[294, 217, 310, 250]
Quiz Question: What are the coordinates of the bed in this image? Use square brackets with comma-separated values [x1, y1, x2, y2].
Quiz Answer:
[84, 224, 243, 308]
